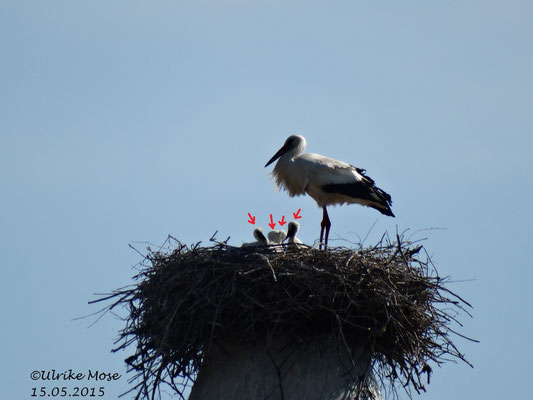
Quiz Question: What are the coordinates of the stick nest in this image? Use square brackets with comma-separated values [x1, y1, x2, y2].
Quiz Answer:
[93, 234, 474, 399]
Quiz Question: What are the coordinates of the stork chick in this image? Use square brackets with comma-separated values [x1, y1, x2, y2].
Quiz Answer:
[241, 228, 269, 247]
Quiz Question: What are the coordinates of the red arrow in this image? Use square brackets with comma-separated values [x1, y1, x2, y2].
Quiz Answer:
[247, 213, 256, 224]
[268, 214, 276, 229]
[293, 208, 302, 219]
[278, 215, 286, 226]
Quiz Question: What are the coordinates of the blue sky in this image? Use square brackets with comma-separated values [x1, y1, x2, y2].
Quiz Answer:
[1, 1, 532, 399]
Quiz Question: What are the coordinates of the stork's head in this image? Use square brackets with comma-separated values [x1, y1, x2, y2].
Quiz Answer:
[265, 135, 306, 167]
[267, 229, 288, 244]
[253, 228, 268, 245]
[287, 221, 300, 238]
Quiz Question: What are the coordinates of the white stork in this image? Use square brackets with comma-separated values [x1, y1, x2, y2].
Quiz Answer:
[287, 221, 305, 249]
[266, 229, 287, 253]
[241, 228, 269, 247]
[267, 230, 287, 245]
[265, 135, 394, 249]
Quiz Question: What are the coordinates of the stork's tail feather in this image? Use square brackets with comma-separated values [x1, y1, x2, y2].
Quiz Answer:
[377, 205, 395, 217]
[374, 187, 395, 217]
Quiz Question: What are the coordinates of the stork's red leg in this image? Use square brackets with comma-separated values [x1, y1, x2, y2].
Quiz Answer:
[320, 206, 331, 250]
[324, 211, 331, 249]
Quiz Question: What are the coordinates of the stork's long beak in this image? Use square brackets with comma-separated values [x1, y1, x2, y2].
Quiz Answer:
[265, 144, 289, 167]
[254, 229, 267, 243]
[287, 223, 297, 238]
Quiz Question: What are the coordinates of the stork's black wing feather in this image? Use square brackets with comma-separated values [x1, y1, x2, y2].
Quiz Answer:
[322, 167, 395, 217]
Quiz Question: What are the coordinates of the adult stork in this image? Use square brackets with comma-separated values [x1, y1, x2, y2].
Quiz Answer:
[265, 135, 394, 249]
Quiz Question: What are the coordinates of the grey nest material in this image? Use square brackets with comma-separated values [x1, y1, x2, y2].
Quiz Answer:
[93, 234, 474, 400]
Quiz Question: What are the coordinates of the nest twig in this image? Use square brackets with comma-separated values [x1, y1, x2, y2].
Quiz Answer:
[91, 233, 475, 399]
